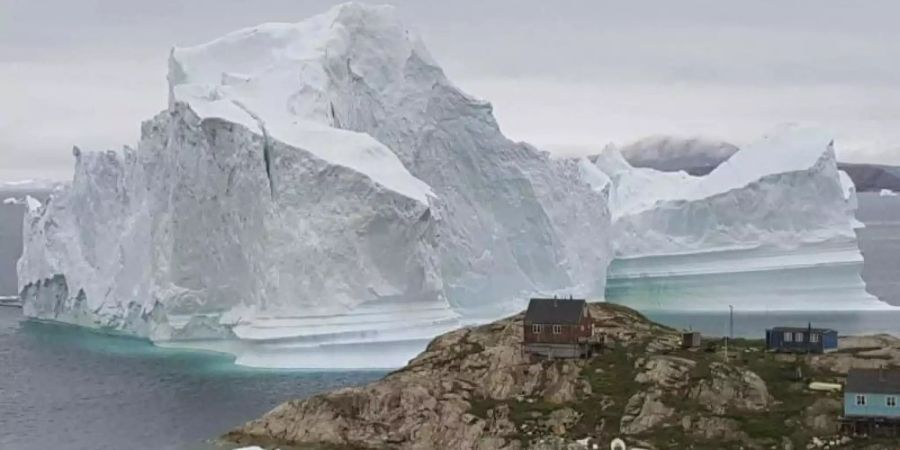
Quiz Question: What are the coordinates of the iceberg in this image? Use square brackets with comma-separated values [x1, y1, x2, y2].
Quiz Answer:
[880, 189, 898, 197]
[17, 3, 612, 368]
[18, 4, 888, 369]
[596, 127, 891, 311]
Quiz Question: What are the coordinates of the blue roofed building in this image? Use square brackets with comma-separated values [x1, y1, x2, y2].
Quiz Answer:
[765, 325, 838, 353]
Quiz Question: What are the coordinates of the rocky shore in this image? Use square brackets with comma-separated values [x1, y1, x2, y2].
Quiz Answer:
[224, 304, 900, 449]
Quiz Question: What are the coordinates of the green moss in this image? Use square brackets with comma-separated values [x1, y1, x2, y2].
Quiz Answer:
[571, 342, 643, 437]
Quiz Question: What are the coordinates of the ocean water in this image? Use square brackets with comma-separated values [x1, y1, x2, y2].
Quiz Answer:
[0, 307, 384, 450]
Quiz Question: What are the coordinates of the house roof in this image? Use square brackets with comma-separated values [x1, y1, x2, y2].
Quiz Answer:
[769, 326, 836, 334]
[524, 298, 586, 325]
[846, 368, 900, 395]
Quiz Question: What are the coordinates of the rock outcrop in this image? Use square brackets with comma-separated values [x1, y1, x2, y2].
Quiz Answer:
[225, 303, 894, 449]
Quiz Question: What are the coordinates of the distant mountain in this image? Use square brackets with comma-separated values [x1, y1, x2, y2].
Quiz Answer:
[619, 136, 739, 176]
[837, 163, 900, 193]
[620, 136, 900, 192]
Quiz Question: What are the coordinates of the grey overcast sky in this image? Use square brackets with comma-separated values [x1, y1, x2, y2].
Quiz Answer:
[2, 0, 900, 180]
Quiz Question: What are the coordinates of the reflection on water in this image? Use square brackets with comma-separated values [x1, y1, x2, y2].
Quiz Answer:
[0, 307, 384, 450]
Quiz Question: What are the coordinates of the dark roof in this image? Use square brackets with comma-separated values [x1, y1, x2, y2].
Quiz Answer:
[769, 326, 836, 334]
[846, 368, 900, 395]
[524, 298, 586, 325]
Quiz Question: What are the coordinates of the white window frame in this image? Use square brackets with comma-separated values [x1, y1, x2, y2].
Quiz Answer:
[795, 332, 804, 342]
[784, 332, 793, 342]
[810, 333, 819, 343]
[552, 324, 562, 335]
[887, 396, 897, 407]
[856, 394, 867, 406]
[532, 324, 542, 334]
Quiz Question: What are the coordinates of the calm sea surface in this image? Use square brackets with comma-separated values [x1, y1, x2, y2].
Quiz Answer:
[0, 309, 383, 450]
[0, 193, 897, 449]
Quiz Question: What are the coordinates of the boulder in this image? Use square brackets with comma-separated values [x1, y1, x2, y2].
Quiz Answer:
[620, 391, 674, 435]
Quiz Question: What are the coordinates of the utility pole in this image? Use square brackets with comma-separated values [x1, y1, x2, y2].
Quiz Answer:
[724, 305, 734, 362]
[729, 305, 734, 340]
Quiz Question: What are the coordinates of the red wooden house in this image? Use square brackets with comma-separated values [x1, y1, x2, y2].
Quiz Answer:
[523, 297, 594, 358]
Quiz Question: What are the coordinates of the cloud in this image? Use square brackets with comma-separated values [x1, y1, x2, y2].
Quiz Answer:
[0, 59, 165, 180]
[1, 0, 899, 181]
[459, 77, 900, 164]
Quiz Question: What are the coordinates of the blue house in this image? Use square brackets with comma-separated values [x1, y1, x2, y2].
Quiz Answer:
[765, 325, 838, 353]
[842, 368, 900, 435]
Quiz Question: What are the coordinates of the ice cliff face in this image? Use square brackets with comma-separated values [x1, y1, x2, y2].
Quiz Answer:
[595, 127, 889, 311]
[17, 3, 611, 368]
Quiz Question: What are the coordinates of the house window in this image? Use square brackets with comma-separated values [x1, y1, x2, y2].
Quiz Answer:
[532, 324, 542, 334]
[795, 332, 804, 342]
[887, 396, 897, 407]
[810, 333, 819, 343]
[784, 332, 793, 342]
[856, 394, 867, 406]
[552, 324, 562, 335]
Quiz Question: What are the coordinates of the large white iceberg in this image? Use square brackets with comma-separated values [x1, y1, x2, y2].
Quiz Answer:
[18, 4, 891, 369]
[17, 3, 611, 368]
[596, 127, 890, 311]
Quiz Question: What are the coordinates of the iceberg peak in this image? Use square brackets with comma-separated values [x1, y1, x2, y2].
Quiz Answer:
[168, 2, 435, 204]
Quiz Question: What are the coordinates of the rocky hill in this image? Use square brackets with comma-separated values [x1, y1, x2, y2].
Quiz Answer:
[224, 303, 900, 450]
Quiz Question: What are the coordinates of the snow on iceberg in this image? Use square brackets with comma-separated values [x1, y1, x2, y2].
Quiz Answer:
[597, 127, 892, 311]
[23, 195, 42, 213]
[17, 3, 612, 368]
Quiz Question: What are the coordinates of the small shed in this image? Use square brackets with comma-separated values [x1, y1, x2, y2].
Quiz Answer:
[765, 325, 837, 353]
[523, 298, 593, 359]
[841, 368, 900, 435]
[681, 331, 702, 349]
